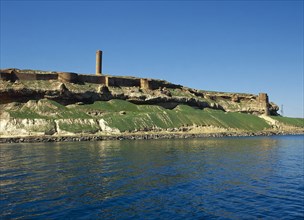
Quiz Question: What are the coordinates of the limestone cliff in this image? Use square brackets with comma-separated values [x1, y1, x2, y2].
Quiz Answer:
[1, 68, 302, 139]
[0, 68, 278, 115]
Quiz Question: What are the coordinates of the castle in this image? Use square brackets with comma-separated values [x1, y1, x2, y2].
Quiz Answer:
[0, 50, 271, 115]
[0, 50, 183, 90]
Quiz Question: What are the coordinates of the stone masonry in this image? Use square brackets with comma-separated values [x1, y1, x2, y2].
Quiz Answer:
[96, 50, 102, 75]
[258, 93, 270, 115]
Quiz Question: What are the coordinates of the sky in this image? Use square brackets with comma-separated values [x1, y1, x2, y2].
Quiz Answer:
[1, 0, 303, 117]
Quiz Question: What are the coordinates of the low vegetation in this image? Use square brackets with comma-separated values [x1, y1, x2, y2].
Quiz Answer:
[271, 116, 304, 128]
[3, 98, 304, 135]
[6, 99, 275, 132]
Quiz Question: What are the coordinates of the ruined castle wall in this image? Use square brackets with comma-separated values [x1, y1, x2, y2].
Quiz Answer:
[14, 72, 37, 81]
[147, 80, 182, 90]
[1, 69, 182, 90]
[0, 72, 13, 81]
[58, 72, 79, 83]
[36, 73, 58, 80]
[78, 75, 106, 84]
[140, 79, 151, 90]
[257, 93, 270, 115]
[257, 93, 269, 103]
[106, 76, 140, 87]
[1, 69, 181, 89]
[0, 71, 58, 82]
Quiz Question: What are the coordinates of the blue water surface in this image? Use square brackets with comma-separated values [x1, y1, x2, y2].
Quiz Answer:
[1, 135, 304, 219]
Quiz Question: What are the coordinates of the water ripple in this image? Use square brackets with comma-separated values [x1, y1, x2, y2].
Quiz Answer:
[0, 136, 303, 219]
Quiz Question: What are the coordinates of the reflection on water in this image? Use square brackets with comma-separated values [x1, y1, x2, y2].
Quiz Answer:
[1, 136, 303, 219]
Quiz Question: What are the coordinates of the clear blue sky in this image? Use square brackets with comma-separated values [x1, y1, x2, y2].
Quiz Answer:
[1, 0, 303, 117]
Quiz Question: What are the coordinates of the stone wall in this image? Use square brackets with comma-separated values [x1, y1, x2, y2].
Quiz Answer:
[0, 69, 184, 91]
[257, 93, 270, 115]
[57, 72, 79, 84]
[0, 72, 58, 81]
[36, 73, 58, 80]
[257, 93, 269, 103]
[78, 74, 106, 84]
[0, 68, 279, 115]
[140, 78, 151, 90]
[106, 76, 141, 87]
[14, 73, 38, 81]
[148, 79, 182, 90]
[0, 72, 12, 81]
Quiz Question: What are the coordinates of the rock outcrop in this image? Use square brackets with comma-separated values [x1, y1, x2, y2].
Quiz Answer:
[0, 69, 279, 115]
[3, 68, 299, 141]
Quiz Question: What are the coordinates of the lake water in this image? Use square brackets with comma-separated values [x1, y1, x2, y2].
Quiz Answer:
[1, 135, 303, 219]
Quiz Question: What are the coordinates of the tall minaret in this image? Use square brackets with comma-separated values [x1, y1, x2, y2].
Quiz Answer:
[96, 50, 102, 75]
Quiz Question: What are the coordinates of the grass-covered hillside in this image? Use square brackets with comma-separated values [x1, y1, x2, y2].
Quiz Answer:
[3, 98, 303, 135]
[1, 99, 303, 136]
[1, 70, 302, 138]
[270, 116, 304, 128]
[79, 100, 271, 132]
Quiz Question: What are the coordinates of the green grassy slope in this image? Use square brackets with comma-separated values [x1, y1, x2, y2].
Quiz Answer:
[270, 116, 304, 128]
[8, 99, 90, 119]
[7, 99, 304, 132]
[99, 102, 270, 131]
[6, 99, 272, 132]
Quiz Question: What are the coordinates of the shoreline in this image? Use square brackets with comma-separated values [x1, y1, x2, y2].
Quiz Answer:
[1, 130, 303, 144]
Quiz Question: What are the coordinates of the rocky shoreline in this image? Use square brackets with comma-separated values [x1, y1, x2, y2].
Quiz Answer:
[1, 130, 303, 144]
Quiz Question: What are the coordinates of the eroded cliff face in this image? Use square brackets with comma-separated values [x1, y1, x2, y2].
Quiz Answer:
[0, 99, 301, 138]
[0, 111, 120, 136]
[0, 79, 278, 115]
[0, 69, 287, 137]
